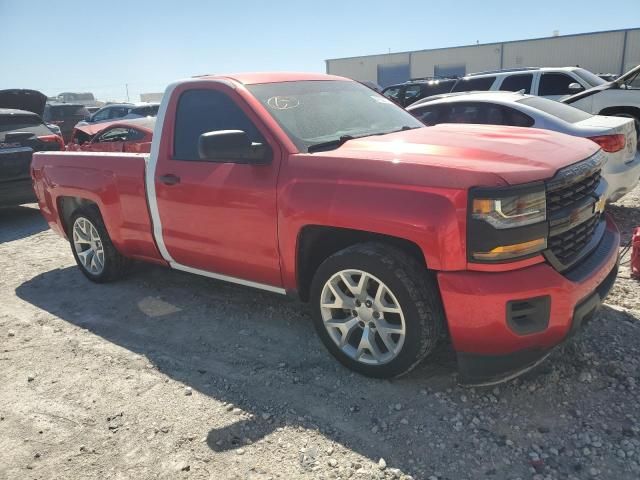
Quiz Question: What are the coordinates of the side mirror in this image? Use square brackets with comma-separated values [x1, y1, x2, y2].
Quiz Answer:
[568, 82, 584, 93]
[198, 130, 271, 164]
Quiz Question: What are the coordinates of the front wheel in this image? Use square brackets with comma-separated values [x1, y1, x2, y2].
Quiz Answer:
[69, 205, 131, 283]
[310, 242, 445, 378]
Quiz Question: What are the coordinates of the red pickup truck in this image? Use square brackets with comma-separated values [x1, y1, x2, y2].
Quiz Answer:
[31, 72, 619, 385]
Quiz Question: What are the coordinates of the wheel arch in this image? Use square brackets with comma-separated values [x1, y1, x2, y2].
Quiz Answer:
[57, 196, 100, 236]
[295, 225, 428, 302]
[598, 105, 640, 120]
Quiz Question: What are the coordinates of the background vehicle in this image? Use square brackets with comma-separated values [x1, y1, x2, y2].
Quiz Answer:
[597, 73, 619, 82]
[122, 103, 160, 119]
[408, 91, 640, 201]
[563, 64, 640, 139]
[43, 103, 91, 143]
[32, 73, 618, 385]
[53, 92, 100, 107]
[1, 92, 64, 206]
[450, 67, 607, 100]
[382, 78, 457, 106]
[77, 102, 160, 127]
[67, 117, 154, 153]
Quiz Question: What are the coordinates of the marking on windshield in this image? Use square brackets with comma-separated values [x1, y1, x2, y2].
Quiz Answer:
[267, 96, 300, 110]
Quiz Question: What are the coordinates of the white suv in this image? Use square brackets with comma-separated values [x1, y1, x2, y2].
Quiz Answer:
[450, 67, 608, 101]
[450, 66, 640, 138]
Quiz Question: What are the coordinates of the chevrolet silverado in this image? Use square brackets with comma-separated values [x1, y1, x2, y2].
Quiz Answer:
[31, 72, 620, 384]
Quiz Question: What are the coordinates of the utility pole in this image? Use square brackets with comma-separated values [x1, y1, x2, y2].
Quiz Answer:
[125, 84, 130, 102]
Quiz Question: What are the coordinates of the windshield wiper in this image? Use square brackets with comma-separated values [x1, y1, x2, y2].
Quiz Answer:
[307, 134, 357, 153]
[307, 126, 419, 153]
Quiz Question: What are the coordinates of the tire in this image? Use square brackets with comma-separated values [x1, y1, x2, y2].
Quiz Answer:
[310, 242, 445, 378]
[69, 204, 131, 283]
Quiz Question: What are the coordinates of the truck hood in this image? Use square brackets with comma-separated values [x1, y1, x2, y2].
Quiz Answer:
[0, 89, 47, 116]
[562, 82, 613, 105]
[562, 64, 640, 105]
[317, 124, 600, 186]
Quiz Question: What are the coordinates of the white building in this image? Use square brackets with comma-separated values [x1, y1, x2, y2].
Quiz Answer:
[326, 28, 640, 87]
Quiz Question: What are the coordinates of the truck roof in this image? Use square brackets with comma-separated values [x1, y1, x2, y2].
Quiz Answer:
[193, 72, 348, 85]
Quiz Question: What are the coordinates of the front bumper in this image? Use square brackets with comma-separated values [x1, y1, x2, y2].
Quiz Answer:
[438, 216, 620, 386]
[604, 151, 640, 202]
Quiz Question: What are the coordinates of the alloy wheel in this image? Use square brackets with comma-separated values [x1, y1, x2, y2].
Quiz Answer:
[72, 217, 105, 275]
[319, 269, 406, 365]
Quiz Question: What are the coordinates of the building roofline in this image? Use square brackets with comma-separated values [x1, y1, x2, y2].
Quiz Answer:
[325, 27, 640, 62]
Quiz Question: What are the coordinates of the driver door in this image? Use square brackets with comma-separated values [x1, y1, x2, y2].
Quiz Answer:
[153, 85, 283, 288]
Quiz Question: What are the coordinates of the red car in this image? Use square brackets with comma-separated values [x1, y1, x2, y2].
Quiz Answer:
[67, 117, 155, 153]
[31, 72, 619, 385]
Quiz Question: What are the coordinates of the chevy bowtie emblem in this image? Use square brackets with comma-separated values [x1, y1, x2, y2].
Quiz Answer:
[593, 194, 607, 215]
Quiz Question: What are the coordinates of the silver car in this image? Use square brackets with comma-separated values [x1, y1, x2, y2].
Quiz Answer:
[407, 91, 640, 202]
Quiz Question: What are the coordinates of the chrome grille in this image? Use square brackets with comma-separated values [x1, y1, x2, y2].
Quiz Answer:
[544, 152, 606, 272]
[547, 170, 600, 216]
[548, 215, 600, 264]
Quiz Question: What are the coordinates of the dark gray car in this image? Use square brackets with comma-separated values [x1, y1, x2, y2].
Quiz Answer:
[1, 89, 64, 207]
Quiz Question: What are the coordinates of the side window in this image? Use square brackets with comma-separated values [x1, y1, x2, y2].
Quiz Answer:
[451, 76, 496, 93]
[403, 85, 422, 105]
[92, 108, 110, 121]
[109, 107, 130, 119]
[434, 103, 534, 127]
[410, 106, 443, 125]
[502, 106, 534, 127]
[382, 87, 402, 103]
[173, 89, 264, 161]
[539, 73, 576, 96]
[98, 127, 129, 142]
[126, 128, 145, 141]
[132, 106, 159, 117]
[445, 103, 486, 123]
[499, 74, 533, 94]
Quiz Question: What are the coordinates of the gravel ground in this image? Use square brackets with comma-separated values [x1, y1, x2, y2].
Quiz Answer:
[1, 185, 639, 480]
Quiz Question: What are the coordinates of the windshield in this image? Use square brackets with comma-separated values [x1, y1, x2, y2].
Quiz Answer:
[573, 68, 608, 87]
[247, 80, 423, 152]
[517, 96, 592, 123]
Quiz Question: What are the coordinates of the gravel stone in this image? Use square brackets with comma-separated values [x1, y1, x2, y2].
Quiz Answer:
[2, 190, 640, 479]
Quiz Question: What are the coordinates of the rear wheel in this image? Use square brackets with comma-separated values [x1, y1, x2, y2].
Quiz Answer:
[69, 205, 131, 282]
[310, 242, 445, 378]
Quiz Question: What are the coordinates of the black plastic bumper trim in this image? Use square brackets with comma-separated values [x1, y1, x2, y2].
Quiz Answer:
[457, 261, 618, 386]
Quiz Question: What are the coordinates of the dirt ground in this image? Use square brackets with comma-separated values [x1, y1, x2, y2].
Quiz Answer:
[1, 186, 640, 480]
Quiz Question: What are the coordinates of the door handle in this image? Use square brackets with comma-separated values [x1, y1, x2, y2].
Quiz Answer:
[158, 174, 181, 185]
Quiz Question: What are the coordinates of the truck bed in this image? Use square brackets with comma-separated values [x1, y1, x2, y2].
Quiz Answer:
[31, 151, 163, 263]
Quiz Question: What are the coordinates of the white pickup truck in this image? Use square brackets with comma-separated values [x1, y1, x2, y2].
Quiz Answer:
[563, 64, 640, 138]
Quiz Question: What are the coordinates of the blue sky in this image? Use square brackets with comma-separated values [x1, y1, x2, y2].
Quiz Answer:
[1, 0, 638, 101]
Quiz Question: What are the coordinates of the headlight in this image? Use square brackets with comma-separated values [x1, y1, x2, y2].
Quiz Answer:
[472, 190, 546, 229]
[468, 185, 548, 263]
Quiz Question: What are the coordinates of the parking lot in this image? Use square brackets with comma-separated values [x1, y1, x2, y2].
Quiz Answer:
[0, 182, 638, 480]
